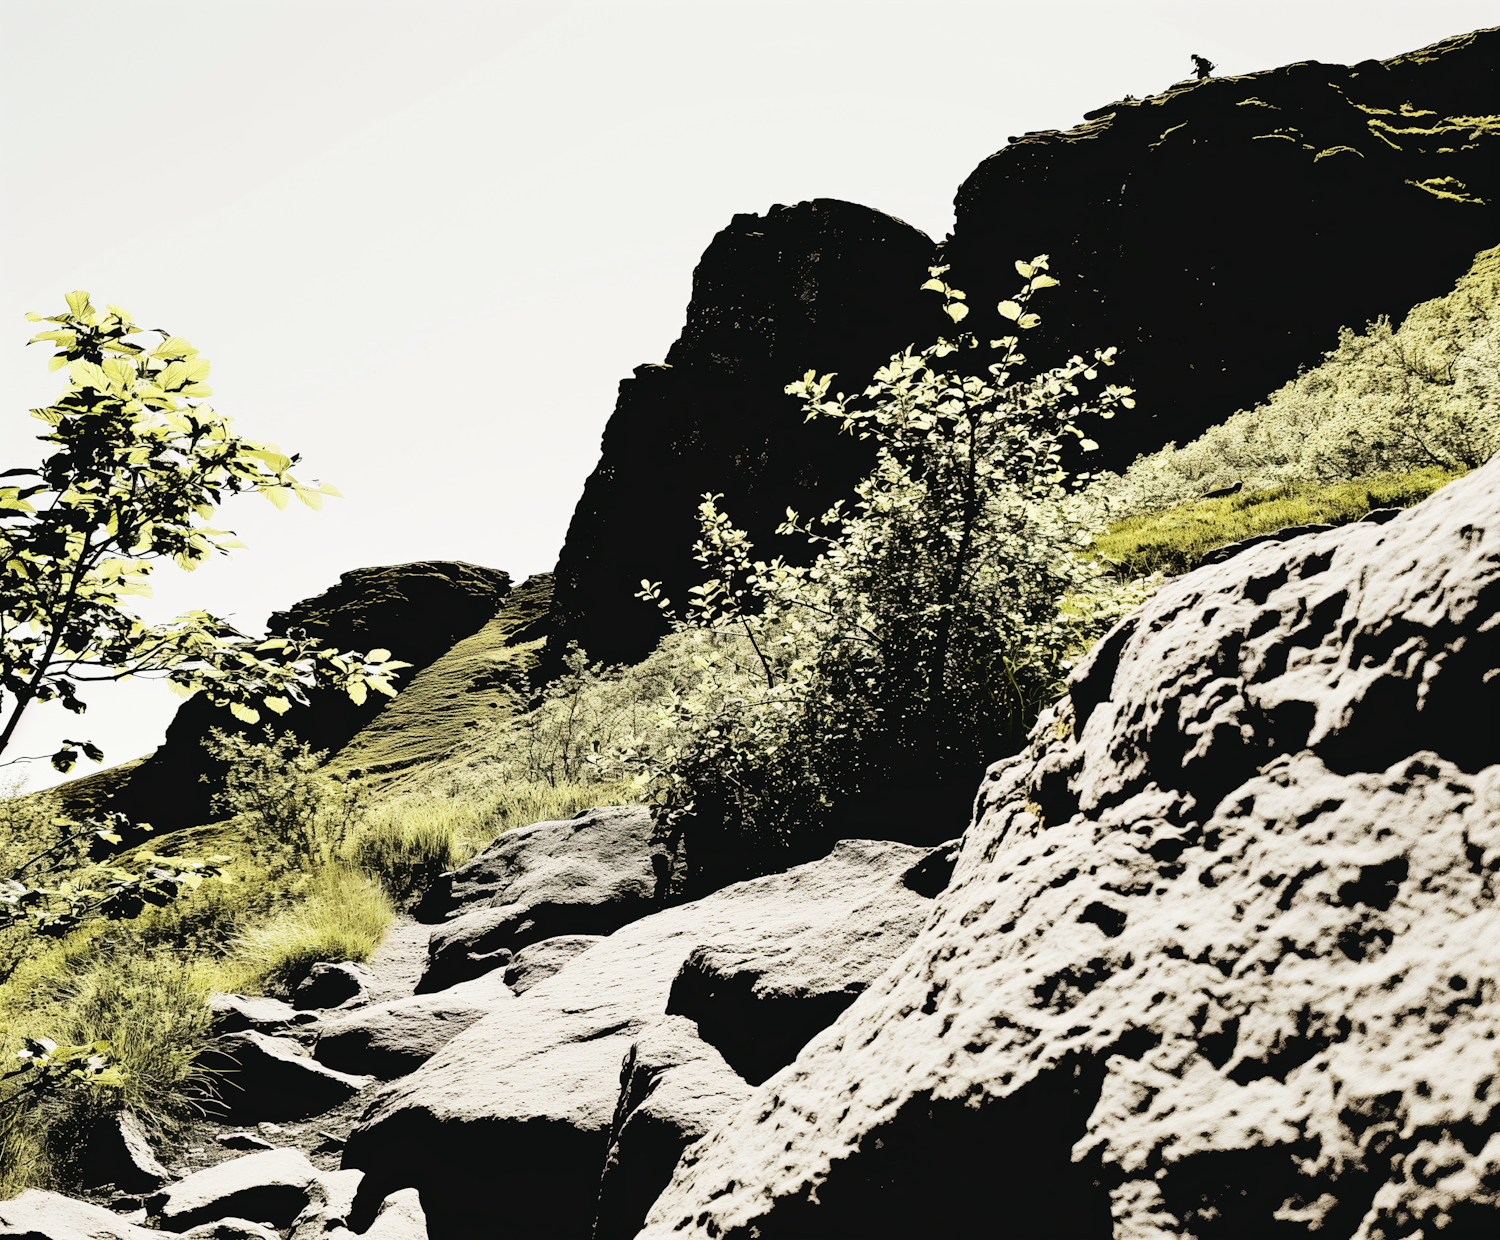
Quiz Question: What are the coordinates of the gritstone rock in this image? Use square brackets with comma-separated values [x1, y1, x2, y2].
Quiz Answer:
[0, 1189, 157, 1239]
[503, 934, 602, 993]
[343, 838, 946, 1239]
[417, 805, 656, 991]
[207, 993, 312, 1036]
[313, 973, 514, 1079]
[639, 453, 1500, 1238]
[325, 1188, 427, 1240]
[146, 1148, 322, 1232]
[665, 840, 953, 1084]
[175, 1222, 281, 1240]
[293, 963, 376, 1011]
[197, 1032, 370, 1123]
[214, 1133, 276, 1152]
[79, 1111, 171, 1193]
[593, 1016, 754, 1240]
[287, 1168, 364, 1240]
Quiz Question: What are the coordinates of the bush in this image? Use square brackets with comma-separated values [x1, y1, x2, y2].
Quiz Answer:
[636, 259, 1135, 888]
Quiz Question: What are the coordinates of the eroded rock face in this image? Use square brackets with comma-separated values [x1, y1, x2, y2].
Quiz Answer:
[342, 838, 945, 1239]
[0, 1189, 156, 1239]
[640, 458, 1500, 1237]
[147, 1148, 324, 1232]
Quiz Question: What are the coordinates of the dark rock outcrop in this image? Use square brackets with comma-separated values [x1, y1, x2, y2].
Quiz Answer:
[944, 28, 1500, 475]
[417, 805, 656, 991]
[639, 453, 1500, 1237]
[342, 838, 945, 1239]
[105, 562, 513, 834]
[546, 30, 1498, 669]
[198, 1032, 370, 1123]
[547, 199, 938, 668]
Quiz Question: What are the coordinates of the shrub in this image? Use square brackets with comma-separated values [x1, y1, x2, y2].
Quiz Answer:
[636, 259, 1135, 887]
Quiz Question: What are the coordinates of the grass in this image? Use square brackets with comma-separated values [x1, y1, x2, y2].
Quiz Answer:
[1092, 466, 1462, 577]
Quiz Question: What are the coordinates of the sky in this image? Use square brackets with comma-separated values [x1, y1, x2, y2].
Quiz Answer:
[2, 0, 1495, 790]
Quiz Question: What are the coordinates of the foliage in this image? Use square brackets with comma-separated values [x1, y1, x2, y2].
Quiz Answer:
[1094, 467, 1462, 577]
[0, 291, 410, 775]
[1091, 246, 1499, 518]
[204, 729, 366, 872]
[634, 258, 1134, 885]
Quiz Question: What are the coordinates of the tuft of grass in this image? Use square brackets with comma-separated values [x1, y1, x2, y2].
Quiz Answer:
[218, 864, 394, 998]
[1092, 467, 1461, 578]
[348, 778, 640, 904]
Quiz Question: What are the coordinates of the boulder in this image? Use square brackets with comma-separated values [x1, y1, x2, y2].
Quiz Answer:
[416, 805, 657, 991]
[198, 1031, 371, 1122]
[293, 962, 376, 1011]
[207, 993, 313, 1036]
[327, 1189, 427, 1240]
[593, 1017, 754, 1240]
[214, 1133, 276, 1152]
[176, 1222, 281, 1240]
[0, 1189, 156, 1239]
[147, 1148, 321, 1232]
[287, 1168, 364, 1240]
[503, 934, 601, 993]
[313, 973, 514, 1079]
[638, 456, 1500, 1236]
[343, 838, 945, 1239]
[665, 843, 949, 1084]
[79, 1111, 171, 1193]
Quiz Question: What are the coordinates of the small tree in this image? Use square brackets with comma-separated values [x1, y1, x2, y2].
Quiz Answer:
[0, 292, 409, 775]
[639, 258, 1135, 886]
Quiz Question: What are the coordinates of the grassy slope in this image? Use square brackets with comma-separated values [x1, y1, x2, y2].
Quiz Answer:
[1094, 467, 1461, 577]
[326, 573, 553, 789]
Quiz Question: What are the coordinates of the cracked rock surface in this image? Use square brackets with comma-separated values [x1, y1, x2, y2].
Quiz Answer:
[641, 455, 1500, 1239]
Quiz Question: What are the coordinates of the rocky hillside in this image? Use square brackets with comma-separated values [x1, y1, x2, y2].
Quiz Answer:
[550, 27, 1499, 667]
[16, 445, 1498, 1240]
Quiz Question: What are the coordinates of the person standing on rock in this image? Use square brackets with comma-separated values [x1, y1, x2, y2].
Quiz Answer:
[1191, 53, 1216, 79]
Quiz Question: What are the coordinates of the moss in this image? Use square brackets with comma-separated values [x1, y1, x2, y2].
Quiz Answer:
[1093, 467, 1461, 578]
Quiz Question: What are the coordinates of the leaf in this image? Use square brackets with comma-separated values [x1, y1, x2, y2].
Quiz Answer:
[919, 278, 948, 292]
[262, 696, 292, 714]
[366, 648, 392, 662]
[1014, 261, 1035, 278]
[263, 486, 290, 510]
[944, 303, 969, 323]
[1080, 438, 1100, 452]
[1017, 313, 1042, 329]
[347, 681, 368, 707]
[997, 301, 1022, 321]
[228, 702, 260, 724]
[65, 291, 92, 317]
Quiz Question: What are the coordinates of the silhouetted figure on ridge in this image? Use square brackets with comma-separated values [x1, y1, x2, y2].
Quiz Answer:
[1191, 53, 1216, 80]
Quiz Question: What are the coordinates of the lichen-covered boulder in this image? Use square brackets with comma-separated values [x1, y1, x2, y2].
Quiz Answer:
[640, 455, 1500, 1237]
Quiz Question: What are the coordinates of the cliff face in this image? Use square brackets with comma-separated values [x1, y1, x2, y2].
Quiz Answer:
[106, 561, 513, 834]
[547, 198, 938, 669]
[944, 27, 1500, 472]
[549, 28, 1499, 667]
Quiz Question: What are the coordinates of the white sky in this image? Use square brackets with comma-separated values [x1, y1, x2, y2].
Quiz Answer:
[3, 0, 1494, 790]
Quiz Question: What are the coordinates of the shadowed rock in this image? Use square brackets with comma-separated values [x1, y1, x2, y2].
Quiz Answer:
[79, 1111, 171, 1194]
[343, 838, 946, 1239]
[313, 973, 514, 1079]
[638, 454, 1500, 1238]
[293, 963, 376, 1011]
[593, 1016, 753, 1240]
[417, 805, 656, 991]
[147, 1148, 324, 1232]
[198, 1032, 371, 1123]
[502, 934, 602, 993]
